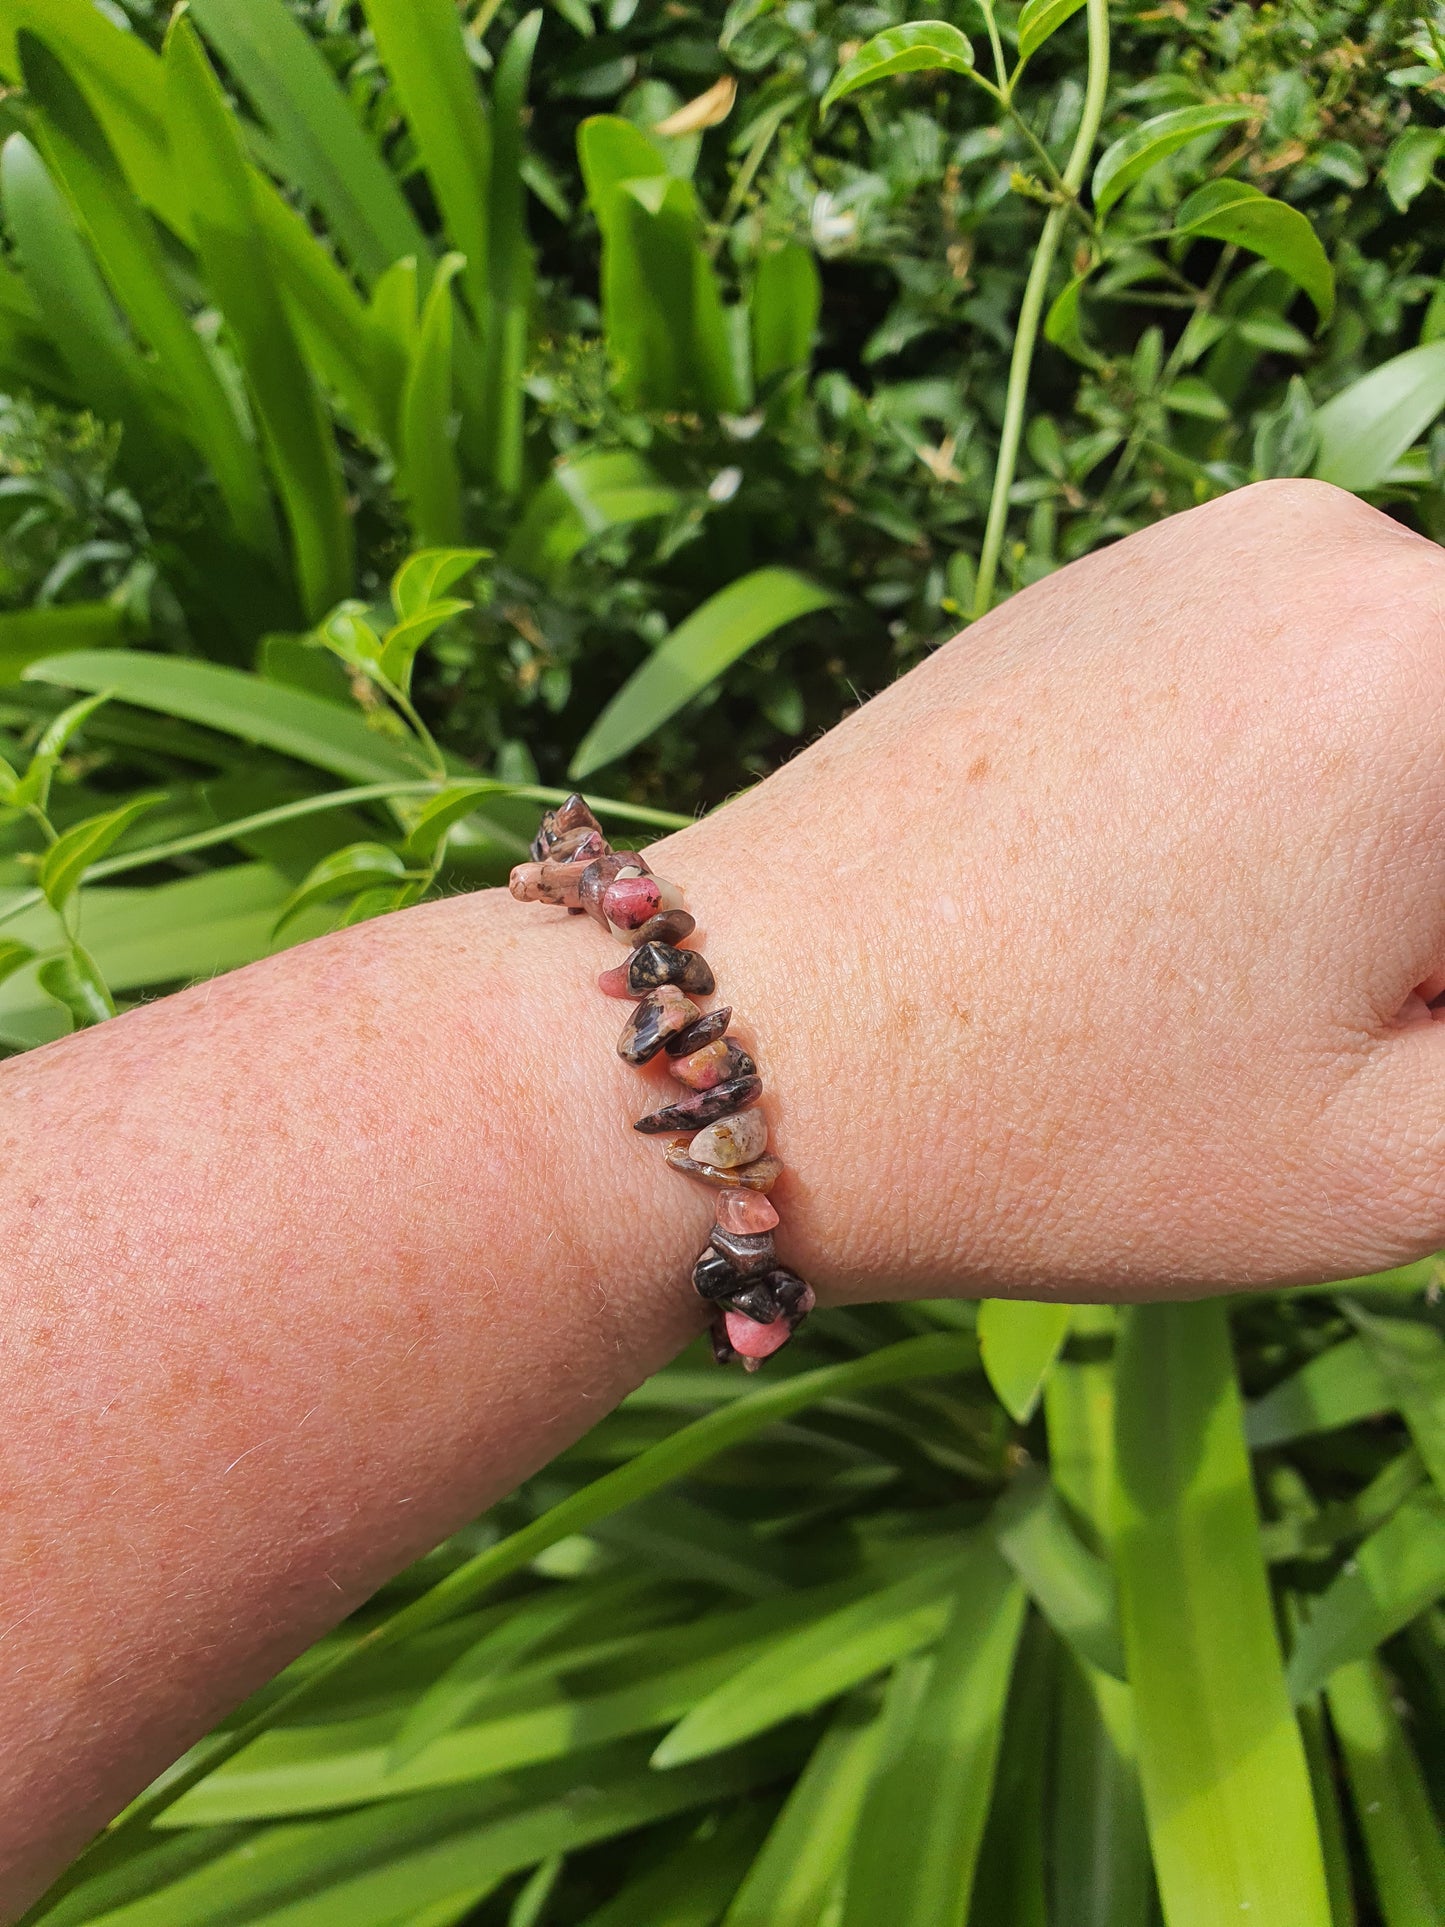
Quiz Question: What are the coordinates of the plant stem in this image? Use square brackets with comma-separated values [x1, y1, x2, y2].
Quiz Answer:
[972, 0, 1112, 619]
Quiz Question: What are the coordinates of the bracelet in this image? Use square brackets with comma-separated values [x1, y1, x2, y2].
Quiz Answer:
[510, 794, 815, 1370]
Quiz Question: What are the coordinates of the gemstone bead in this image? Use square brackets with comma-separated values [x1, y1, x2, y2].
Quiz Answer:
[617, 987, 700, 1066]
[632, 909, 696, 947]
[597, 962, 633, 999]
[626, 942, 715, 997]
[508, 861, 546, 901]
[603, 874, 662, 930]
[692, 1246, 738, 1302]
[715, 1189, 779, 1235]
[708, 1225, 776, 1274]
[725, 1310, 792, 1361]
[688, 1109, 767, 1169]
[664, 1007, 732, 1057]
[634, 1074, 762, 1136]
[670, 1038, 755, 1091]
[530, 792, 603, 860]
[578, 852, 649, 925]
[664, 1144, 783, 1191]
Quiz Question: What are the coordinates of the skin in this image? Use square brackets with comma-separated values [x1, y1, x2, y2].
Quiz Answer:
[5, 480, 1445, 1910]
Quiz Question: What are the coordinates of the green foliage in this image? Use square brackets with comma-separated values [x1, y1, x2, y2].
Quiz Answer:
[3, 0, 1445, 1919]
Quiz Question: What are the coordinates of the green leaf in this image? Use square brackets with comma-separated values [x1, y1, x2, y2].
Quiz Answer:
[1246, 1336, 1392, 1449]
[379, 600, 472, 696]
[586, 1804, 771, 1927]
[482, 11, 542, 495]
[38, 794, 161, 916]
[392, 549, 489, 624]
[399, 253, 466, 550]
[0, 603, 124, 686]
[506, 449, 681, 583]
[25, 652, 427, 783]
[1383, 125, 1445, 214]
[188, 0, 426, 286]
[723, 1692, 887, 1926]
[570, 567, 838, 778]
[1043, 271, 1099, 367]
[993, 1468, 1125, 1679]
[1114, 1302, 1332, 1927]
[15, 686, 113, 810]
[1092, 103, 1257, 217]
[1051, 1654, 1154, 1927]
[164, 15, 353, 620]
[0, 132, 173, 480]
[1313, 340, 1445, 491]
[273, 841, 411, 937]
[820, 22, 975, 116]
[401, 781, 507, 862]
[841, 1543, 1027, 1927]
[1286, 1489, 1445, 1703]
[1016, 0, 1086, 61]
[652, 1555, 962, 1767]
[978, 1298, 1072, 1422]
[751, 242, 820, 386]
[18, 30, 279, 563]
[1327, 1656, 1445, 1923]
[0, 938, 34, 986]
[1173, 179, 1334, 325]
[36, 943, 113, 1026]
[1347, 1304, 1445, 1498]
[361, 0, 492, 325]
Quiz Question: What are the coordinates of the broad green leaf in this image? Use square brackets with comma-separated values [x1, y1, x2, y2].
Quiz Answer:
[966, 1614, 1052, 1927]
[0, 133, 173, 482]
[25, 652, 427, 784]
[652, 1555, 962, 1766]
[0, 603, 123, 686]
[570, 567, 838, 778]
[361, 0, 492, 324]
[1297, 1689, 1359, 1927]
[978, 1297, 1072, 1422]
[1044, 1303, 1118, 1542]
[751, 242, 821, 385]
[724, 1693, 887, 1926]
[1043, 271, 1098, 367]
[1314, 340, 1445, 491]
[506, 449, 681, 583]
[260, 183, 390, 445]
[841, 1542, 1027, 1927]
[378, 601, 473, 696]
[1383, 126, 1445, 214]
[1114, 1302, 1332, 1927]
[578, 116, 741, 414]
[1246, 1336, 1392, 1449]
[19, 31, 278, 563]
[1286, 1489, 1445, 1702]
[80, 1334, 974, 1858]
[392, 550, 489, 624]
[399, 254, 465, 550]
[1174, 179, 1334, 325]
[1016, 0, 1086, 62]
[164, 16, 353, 620]
[820, 23, 975, 116]
[1327, 1657, 1445, 1923]
[39, 794, 162, 916]
[482, 12, 542, 495]
[274, 841, 411, 937]
[189, 0, 426, 285]
[1092, 103, 1256, 217]
[993, 1469, 1125, 1679]
[1347, 1303, 1445, 1496]
[36, 943, 113, 1026]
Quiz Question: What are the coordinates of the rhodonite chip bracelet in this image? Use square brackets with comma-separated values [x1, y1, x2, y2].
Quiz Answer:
[510, 794, 815, 1369]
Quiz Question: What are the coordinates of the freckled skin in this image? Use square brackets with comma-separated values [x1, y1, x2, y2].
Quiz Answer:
[12, 483, 1445, 1909]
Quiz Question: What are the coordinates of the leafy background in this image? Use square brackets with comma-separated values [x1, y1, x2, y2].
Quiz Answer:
[5, 0, 1445, 1921]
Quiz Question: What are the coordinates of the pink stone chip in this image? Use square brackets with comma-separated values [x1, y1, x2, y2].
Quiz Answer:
[597, 963, 633, 999]
[602, 874, 662, 929]
[725, 1310, 791, 1360]
[715, 1190, 779, 1235]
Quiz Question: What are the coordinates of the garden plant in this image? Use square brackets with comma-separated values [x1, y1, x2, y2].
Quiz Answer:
[3, 0, 1445, 1920]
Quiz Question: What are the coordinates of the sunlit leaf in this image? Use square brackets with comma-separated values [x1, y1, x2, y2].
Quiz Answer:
[820, 23, 975, 116]
[38, 793, 162, 915]
[36, 943, 112, 1026]
[1173, 179, 1334, 324]
[391, 550, 489, 625]
[1327, 1656, 1445, 1923]
[1092, 103, 1256, 217]
[978, 1298, 1072, 1423]
[1016, 0, 1086, 62]
[1314, 340, 1445, 491]
[1286, 1488, 1445, 1703]
[273, 841, 411, 937]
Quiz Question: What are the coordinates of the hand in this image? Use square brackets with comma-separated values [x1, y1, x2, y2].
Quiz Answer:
[650, 480, 1445, 1300]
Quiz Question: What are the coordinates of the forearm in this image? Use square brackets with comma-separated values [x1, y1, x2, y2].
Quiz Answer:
[0, 884, 721, 1907]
